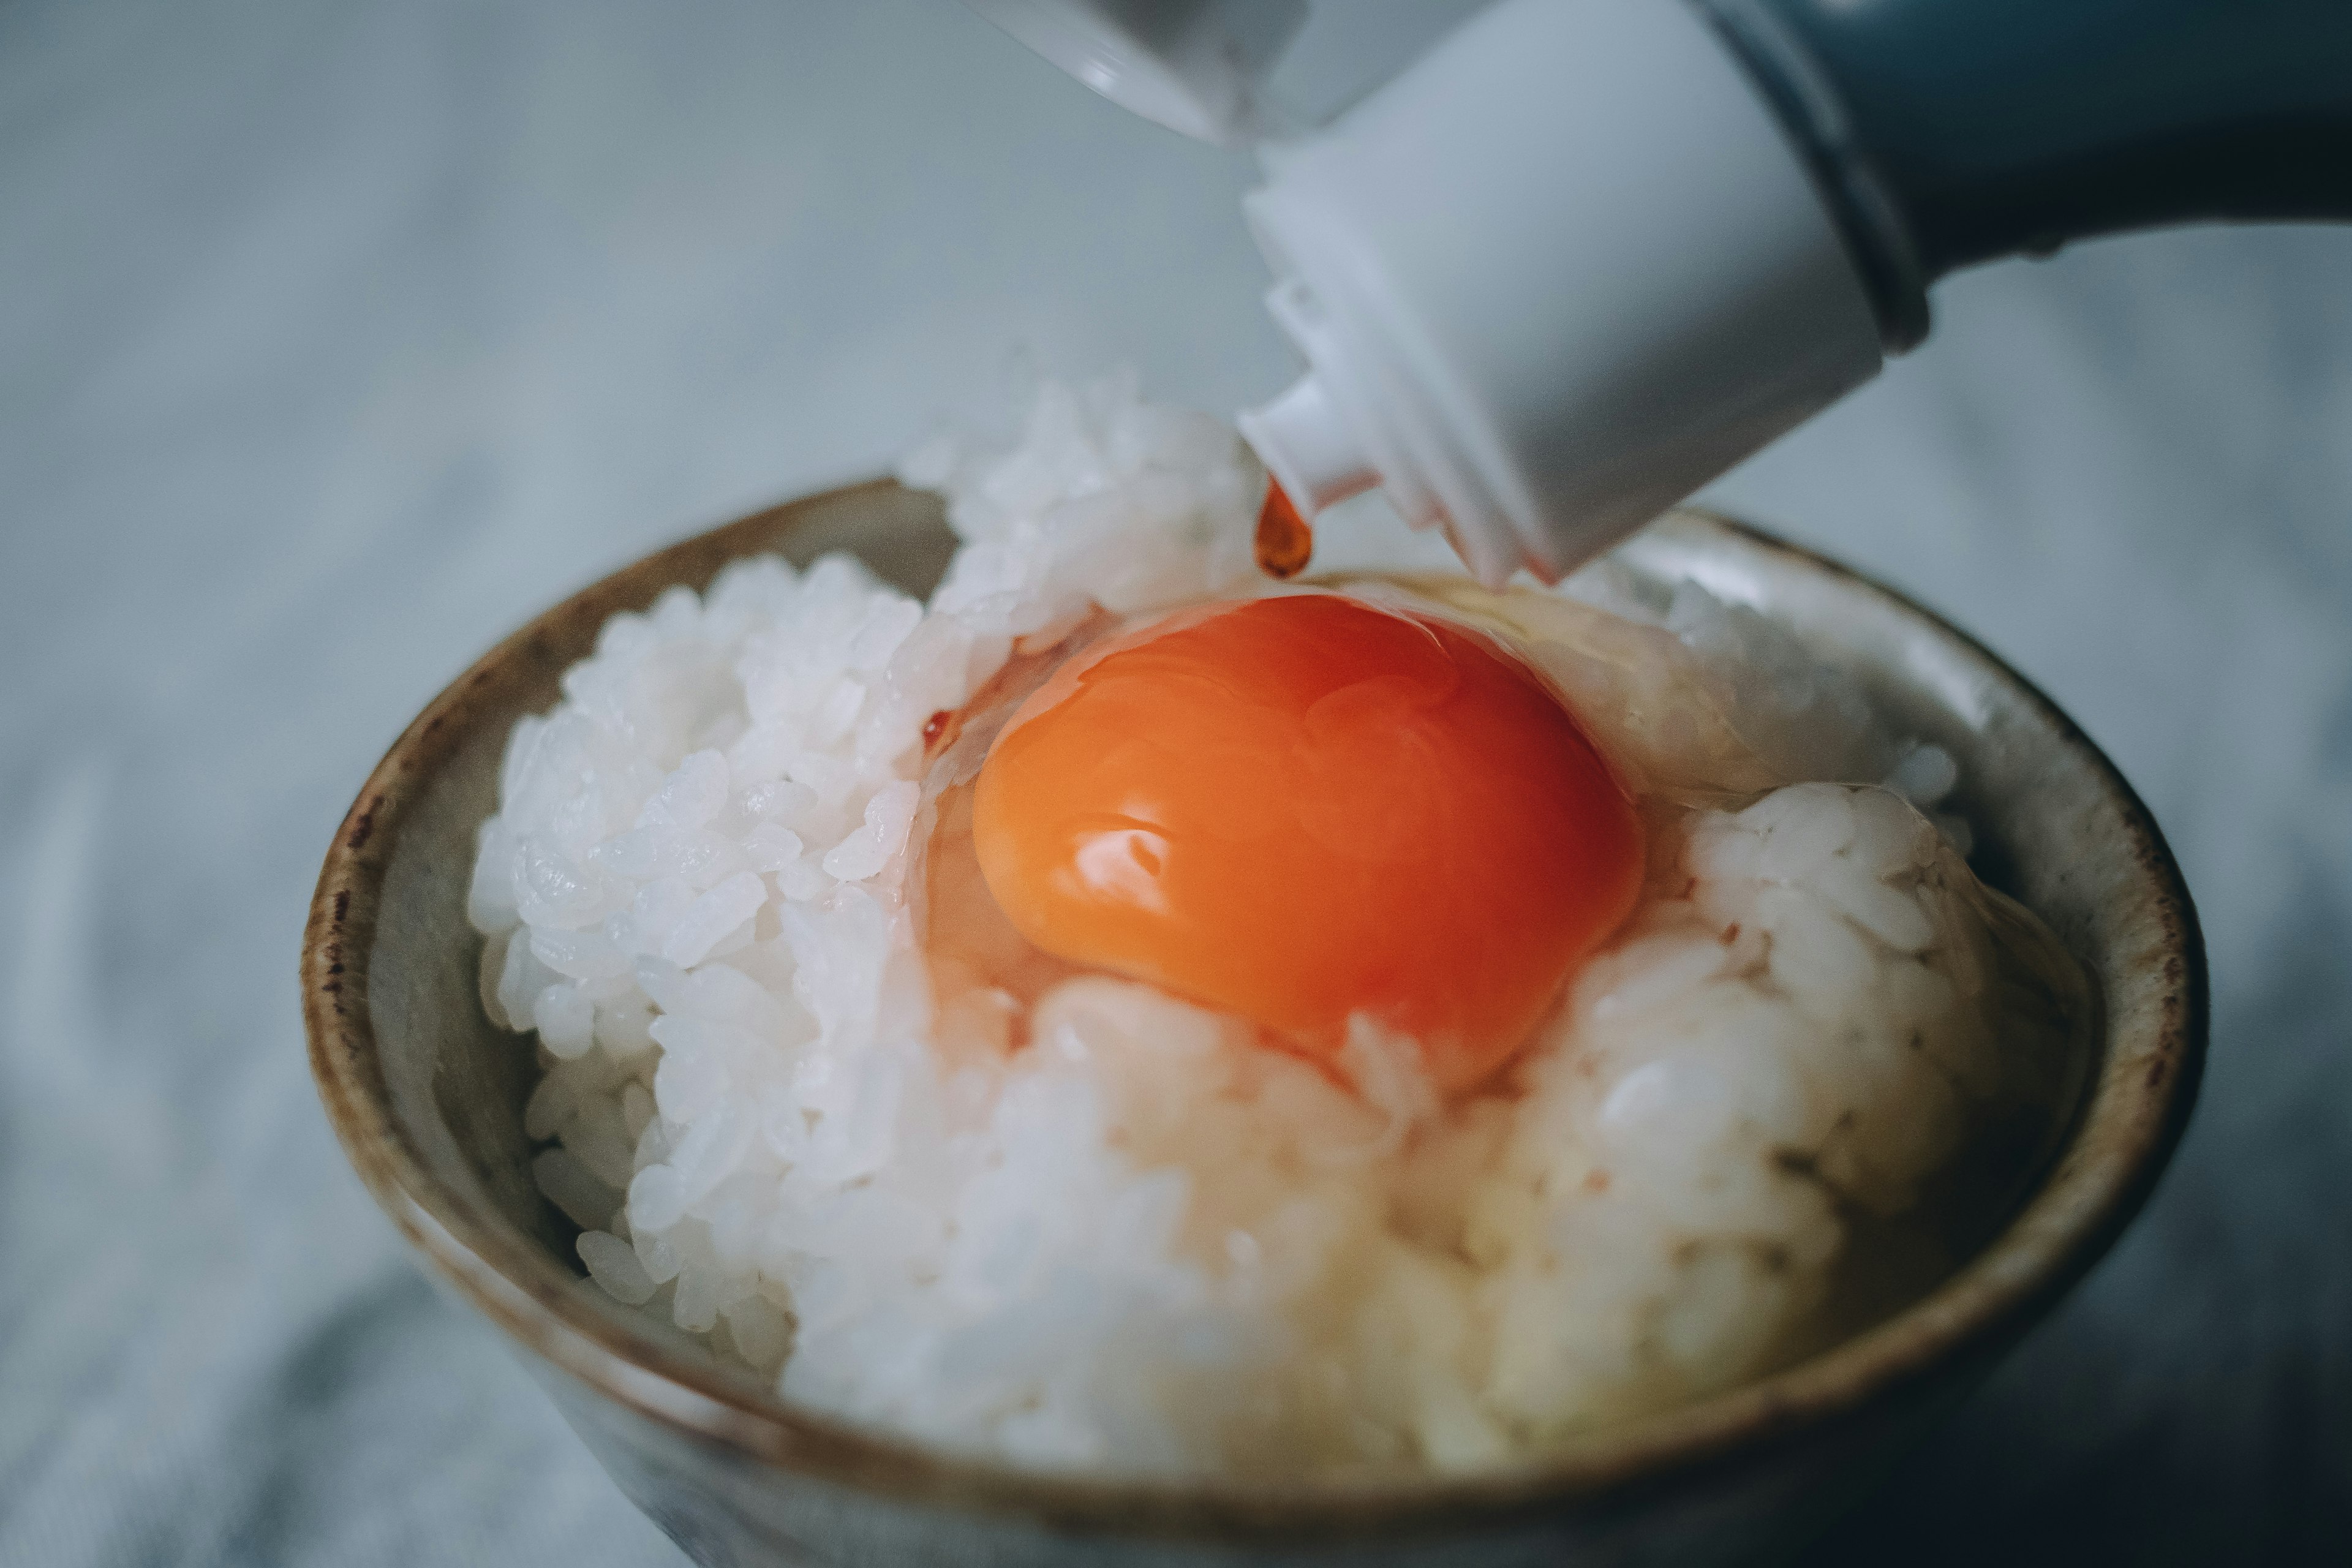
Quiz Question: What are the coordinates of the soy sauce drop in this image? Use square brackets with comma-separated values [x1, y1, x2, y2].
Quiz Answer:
[1254, 480, 1313, 579]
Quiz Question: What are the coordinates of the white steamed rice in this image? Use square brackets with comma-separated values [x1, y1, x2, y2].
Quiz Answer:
[469, 374, 2082, 1476]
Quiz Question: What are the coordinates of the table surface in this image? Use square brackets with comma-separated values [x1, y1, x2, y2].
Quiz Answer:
[3, 2, 2346, 1563]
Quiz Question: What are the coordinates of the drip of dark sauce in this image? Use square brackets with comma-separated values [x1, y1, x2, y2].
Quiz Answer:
[921, 709, 953, 754]
[1254, 479, 1313, 579]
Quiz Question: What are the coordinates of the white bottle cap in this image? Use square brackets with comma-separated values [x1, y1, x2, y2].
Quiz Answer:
[1238, 0, 1886, 584]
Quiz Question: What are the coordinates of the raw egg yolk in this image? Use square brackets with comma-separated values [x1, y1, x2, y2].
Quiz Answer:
[970, 593, 1643, 1090]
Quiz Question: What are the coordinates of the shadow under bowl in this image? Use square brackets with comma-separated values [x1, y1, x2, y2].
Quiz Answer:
[303, 481, 2204, 1568]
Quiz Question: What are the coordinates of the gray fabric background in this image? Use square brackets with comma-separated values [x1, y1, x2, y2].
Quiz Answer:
[2, 2, 2346, 1562]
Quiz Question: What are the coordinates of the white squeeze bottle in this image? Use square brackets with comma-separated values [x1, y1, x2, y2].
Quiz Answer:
[970, 0, 2352, 584]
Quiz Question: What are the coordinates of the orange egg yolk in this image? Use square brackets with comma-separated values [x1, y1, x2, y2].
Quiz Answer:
[969, 592, 1644, 1090]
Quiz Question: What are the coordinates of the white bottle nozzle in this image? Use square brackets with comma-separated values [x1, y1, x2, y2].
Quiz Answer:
[965, 0, 1307, 146]
[1235, 374, 1376, 515]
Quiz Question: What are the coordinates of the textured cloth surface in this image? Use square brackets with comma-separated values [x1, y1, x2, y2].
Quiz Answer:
[1, 2, 2346, 1564]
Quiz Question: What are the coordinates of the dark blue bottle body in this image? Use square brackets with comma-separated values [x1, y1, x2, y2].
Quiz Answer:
[1699, 0, 2352, 347]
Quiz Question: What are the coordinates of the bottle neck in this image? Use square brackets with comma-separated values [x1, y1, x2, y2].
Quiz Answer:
[1700, 0, 2352, 350]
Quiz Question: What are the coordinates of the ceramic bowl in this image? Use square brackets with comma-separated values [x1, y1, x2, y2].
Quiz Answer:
[303, 480, 2204, 1567]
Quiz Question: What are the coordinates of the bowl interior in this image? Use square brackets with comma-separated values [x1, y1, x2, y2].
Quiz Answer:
[304, 480, 2202, 1531]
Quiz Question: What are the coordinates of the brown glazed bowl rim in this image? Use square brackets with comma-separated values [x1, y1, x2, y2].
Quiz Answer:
[303, 481, 2205, 1544]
